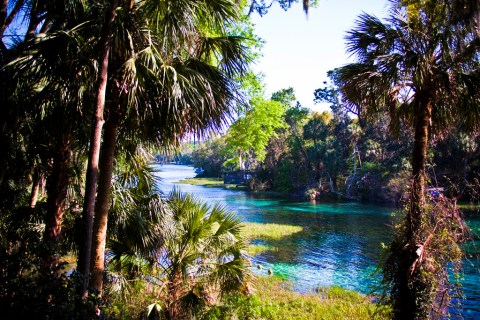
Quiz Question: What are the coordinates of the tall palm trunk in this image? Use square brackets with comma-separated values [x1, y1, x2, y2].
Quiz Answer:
[396, 92, 433, 319]
[43, 134, 72, 272]
[78, 0, 118, 298]
[90, 117, 118, 295]
[409, 95, 432, 238]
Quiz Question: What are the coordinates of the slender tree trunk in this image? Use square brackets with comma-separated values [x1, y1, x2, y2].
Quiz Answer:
[39, 17, 53, 34]
[42, 135, 72, 272]
[346, 145, 358, 198]
[238, 149, 243, 171]
[77, 0, 118, 298]
[90, 119, 118, 296]
[409, 98, 432, 240]
[0, 166, 5, 189]
[396, 94, 432, 320]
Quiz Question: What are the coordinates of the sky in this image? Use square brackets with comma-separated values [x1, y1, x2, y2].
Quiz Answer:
[250, 0, 389, 112]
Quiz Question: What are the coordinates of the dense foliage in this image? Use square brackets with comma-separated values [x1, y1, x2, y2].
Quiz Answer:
[0, 0, 256, 318]
[192, 78, 480, 203]
[2, 0, 480, 319]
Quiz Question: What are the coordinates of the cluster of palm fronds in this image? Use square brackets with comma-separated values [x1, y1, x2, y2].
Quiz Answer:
[105, 185, 251, 319]
[0, 0, 254, 317]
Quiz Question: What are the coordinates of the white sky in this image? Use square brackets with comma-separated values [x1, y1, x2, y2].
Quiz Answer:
[250, 0, 388, 112]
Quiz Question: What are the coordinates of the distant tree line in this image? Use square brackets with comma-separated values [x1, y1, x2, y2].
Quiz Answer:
[192, 77, 480, 203]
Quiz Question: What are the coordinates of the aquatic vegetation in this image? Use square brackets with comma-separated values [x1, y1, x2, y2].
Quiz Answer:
[177, 178, 225, 187]
[246, 244, 273, 256]
[241, 223, 303, 241]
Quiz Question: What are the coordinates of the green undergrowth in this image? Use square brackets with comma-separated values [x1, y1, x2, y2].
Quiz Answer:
[200, 276, 392, 320]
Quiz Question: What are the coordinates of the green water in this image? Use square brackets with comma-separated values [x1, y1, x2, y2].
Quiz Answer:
[156, 164, 480, 319]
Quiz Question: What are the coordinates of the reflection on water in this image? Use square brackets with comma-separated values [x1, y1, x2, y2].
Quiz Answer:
[154, 164, 479, 319]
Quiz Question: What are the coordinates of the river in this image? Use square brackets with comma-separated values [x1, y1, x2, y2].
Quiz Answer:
[154, 164, 479, 319]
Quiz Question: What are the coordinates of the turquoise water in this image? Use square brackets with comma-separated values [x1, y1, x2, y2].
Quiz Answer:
[155, 164, 479, 319]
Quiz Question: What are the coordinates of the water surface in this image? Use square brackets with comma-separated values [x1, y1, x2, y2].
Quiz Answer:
[155, 164, 479, 319]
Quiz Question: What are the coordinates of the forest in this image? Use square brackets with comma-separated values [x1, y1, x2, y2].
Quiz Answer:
[191, 79, 480, 204]
[1, 0, 479, 319]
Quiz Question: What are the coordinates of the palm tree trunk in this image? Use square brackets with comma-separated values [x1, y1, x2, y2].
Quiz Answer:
[409, 98, 432, 240]
[25, 0, 39, 40]
[0, 166, 5, 189]
[167, 271, 182, 320]
[77, 0, 118, 298]
[397, 94, 432, 319]
[90, 119, 118, 296]
[39, 17, 53, 34]
[43, 135, 71, 272]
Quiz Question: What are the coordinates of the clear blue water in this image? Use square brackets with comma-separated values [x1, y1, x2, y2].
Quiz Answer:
[154, 164, 480, 319]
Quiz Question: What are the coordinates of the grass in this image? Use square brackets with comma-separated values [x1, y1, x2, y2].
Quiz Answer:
[240, 222, 303, 256]
[246, 244, 273, 256]
[241, 222, 304, 256]
[241, 222, 303, 241]
[176, 177, 224, 187]
[201, 276, 391, 320]
[176, 177, 248, 190]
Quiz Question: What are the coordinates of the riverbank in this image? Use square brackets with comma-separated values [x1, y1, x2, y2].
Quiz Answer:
[232, 222, 390, 319]
[201, 276, 391, 320]
[98, 221, 392, 319]
[176, 176, 299, 198]
[176, 176, 402, 204]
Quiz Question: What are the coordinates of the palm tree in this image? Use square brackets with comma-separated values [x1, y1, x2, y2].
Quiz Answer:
[160, 189, 249, 319]
[77, 0, 118, 298]
[104, 173, 250, 319]
[1, 14, 96, 274]
[102, 150, 170, 295]
[337, 0, 480, 318]
[107, 185, 252, 319]
[88, 0, 250, 297]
